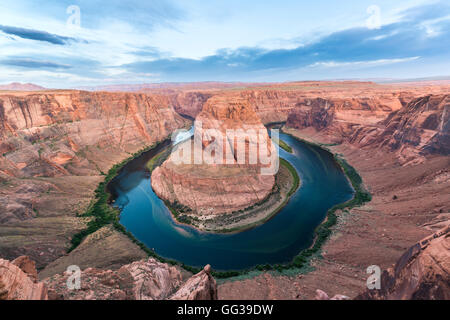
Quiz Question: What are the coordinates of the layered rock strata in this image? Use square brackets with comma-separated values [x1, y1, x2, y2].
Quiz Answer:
[45, 258, 217, 300]
[286, 94, 449, 164]
[0, 90, 188, 267]
[0, 257, 48, 300]
[151, 95, 277, 216]
[1, 255, 217, 300]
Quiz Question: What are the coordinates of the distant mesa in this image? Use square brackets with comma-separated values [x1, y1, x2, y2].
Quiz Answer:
[0, 82, 46, 91]
[77, 81, 266, 92]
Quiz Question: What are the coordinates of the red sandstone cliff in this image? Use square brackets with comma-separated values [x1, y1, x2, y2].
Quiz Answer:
[168, 91, 213, 119]
[286, 96, 403, 140]
[0, 91, 188, 224]
[0, 256, 48, 300]
[286, 94, 449, 163]
[358, 95, 449, 158]
[0, 90, 189, 268]
[0, 82, 449, 300]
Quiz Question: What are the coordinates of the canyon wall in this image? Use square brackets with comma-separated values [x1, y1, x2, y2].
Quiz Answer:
[285, 96, 404, 142]
[0, 91, 188, 268]
[168, 91, 213, 119]
[0, 81, 448, 300]
[356, 95, 450, 159]
[286, 94, 449, 164]
[0, 91, 188, 179]
[148, 81, 429, 126]
[238, 82, 418, 125]
[0, 91, 188, 223]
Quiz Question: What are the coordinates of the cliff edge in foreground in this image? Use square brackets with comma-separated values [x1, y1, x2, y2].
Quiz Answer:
[0, 256, 217, 300]
[357, 226, 450, 300]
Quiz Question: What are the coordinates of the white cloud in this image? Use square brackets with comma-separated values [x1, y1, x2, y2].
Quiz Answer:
[419, 14, 450, 38]
[308, 56, 421, 68]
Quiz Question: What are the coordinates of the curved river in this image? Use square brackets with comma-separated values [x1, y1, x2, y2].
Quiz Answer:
[108, 132, 354, 271]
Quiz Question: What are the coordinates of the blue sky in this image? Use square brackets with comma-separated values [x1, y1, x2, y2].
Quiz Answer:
[0, 0, 449, 87]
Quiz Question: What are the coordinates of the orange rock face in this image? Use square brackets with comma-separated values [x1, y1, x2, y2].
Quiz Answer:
[286, 94, 449, 163]
[151, 95, 277, 216]
[370, 95, 449, 157]
[0, 258, 48, 300]
[0, 90, 188, 223]
[349, 94, 450, 165]
[0, 91, 187, 171]
[286, 96, 404, 140]
[168, 91, 213, 119]
[12, 256, 38, 282]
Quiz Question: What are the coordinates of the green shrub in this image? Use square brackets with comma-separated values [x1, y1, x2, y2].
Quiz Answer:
[277, 139, 293, 153]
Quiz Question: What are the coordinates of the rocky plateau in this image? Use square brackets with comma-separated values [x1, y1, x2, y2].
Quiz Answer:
[0, 81, 448, 300]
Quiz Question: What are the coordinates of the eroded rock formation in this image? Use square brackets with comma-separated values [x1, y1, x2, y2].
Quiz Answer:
[170, 265, 218, 300]
[0, 91, 187, 180]
[1, 81, 449, 300]
[151, 95, 276, 216]
[0, 257, 48, 300]
[0, 90, 188, 267]
[365, 95, 449, 159]
[168, 91, 213, 119]
[286, 96, 404, 142]
[45, 258, 217, 300]
[357, 226, 450, 300]
[1, 255, 217, 300]
[286, 94, 449, 164]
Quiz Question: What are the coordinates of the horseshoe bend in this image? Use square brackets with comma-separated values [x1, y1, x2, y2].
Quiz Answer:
[1, 1, 450, 303]
[150, 95, 284, 232]
[0, 82, 448, 300]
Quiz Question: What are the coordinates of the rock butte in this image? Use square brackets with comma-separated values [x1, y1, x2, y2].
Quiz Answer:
[0, 81, 449, 299]
[151, 95, 276, 216]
